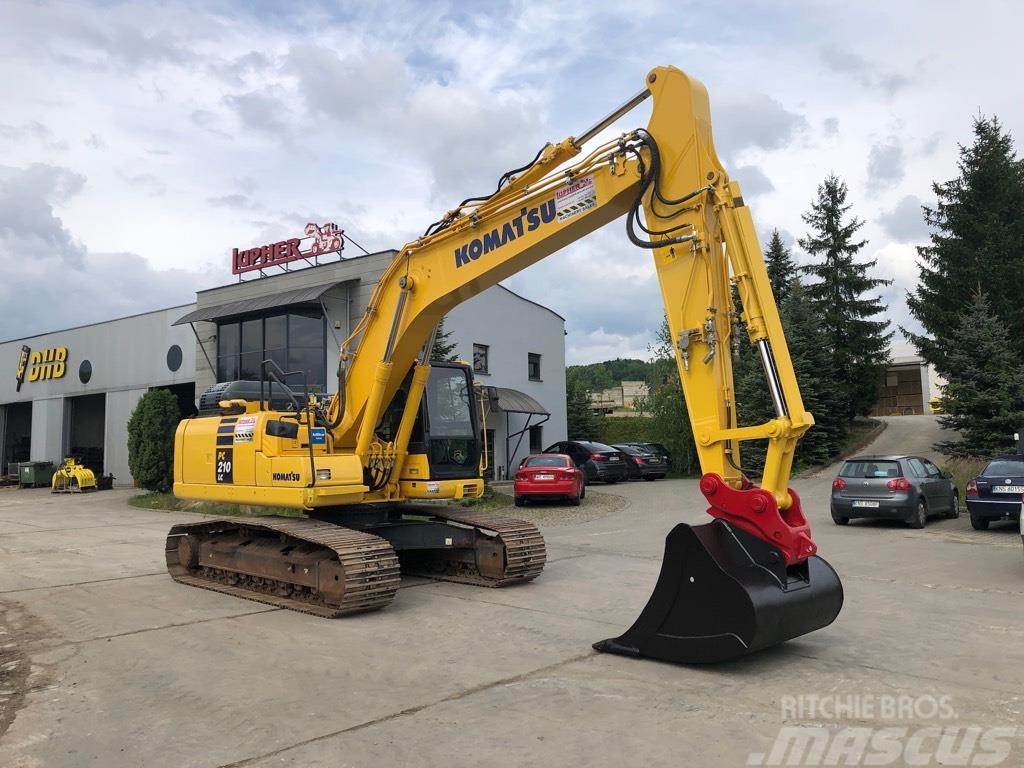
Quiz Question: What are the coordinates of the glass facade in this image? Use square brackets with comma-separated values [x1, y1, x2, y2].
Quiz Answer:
[217, 309, 326, 390]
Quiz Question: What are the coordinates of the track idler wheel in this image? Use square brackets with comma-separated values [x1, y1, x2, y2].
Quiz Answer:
[593, 520, 843, 664]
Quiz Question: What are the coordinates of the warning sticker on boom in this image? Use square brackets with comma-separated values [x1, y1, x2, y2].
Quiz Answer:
[556, 174, 596, 223]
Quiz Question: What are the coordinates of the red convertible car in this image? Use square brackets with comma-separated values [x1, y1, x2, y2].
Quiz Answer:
[513, 453, 585, 506]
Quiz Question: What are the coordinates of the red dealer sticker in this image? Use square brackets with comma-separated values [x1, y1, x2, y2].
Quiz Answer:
[556, 174, 596, 223]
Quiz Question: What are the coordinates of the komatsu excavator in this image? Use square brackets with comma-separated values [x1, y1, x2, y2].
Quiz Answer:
[167, 65, 843, 664]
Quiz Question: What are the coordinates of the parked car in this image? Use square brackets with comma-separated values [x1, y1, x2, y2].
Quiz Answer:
[630, 442, 671, 465]
[612, 444, 667, 480]
[830, 454, 959, 528]
[514, 453, 585, 506]
[542, 440, 629, 484]
[965, 455, 1024, 530]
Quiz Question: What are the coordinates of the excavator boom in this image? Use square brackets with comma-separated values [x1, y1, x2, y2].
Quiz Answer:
[168, 65, 843, 663]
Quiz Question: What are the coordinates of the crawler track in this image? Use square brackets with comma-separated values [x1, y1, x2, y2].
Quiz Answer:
[166, 518, 400, 617]
[400, 507, 547, 586]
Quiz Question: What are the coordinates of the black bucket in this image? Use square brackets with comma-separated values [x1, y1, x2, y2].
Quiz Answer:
[594, 519, 843, 664]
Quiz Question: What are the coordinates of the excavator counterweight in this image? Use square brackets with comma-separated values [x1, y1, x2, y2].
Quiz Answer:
[168, 65, 843, 664]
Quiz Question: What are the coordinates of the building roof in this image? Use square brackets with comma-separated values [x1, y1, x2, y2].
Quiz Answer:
[173, 282, 339, 325]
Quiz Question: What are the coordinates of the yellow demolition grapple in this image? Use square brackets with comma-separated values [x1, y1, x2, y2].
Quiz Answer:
[51, 457, 97, 493]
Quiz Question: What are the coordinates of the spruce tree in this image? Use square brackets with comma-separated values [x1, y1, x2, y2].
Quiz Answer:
[933, 290, 1024, 457]
[764, 229, 798, 304]
[799, 174, 892, 420]
[565, 374, 600, 440]
[430, 317, 458, 362]
[906, 115, 1024, 369]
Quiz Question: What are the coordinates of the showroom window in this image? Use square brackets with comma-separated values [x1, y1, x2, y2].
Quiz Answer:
[217, 310, 326, 390]
[473, 343, 489, 375]
[528, 353, 541, 381]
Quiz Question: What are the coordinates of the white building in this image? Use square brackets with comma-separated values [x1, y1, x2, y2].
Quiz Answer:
[444, 285, 567, 479]
[1, 248, 567, 485]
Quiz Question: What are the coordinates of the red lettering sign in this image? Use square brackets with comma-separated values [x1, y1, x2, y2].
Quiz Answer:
[231, 223, 344, 275]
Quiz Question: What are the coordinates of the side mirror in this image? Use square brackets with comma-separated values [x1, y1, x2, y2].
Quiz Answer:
[941, 470, 953, 480]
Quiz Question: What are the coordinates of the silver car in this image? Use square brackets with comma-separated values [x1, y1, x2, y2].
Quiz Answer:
[830, 454, 959, 529]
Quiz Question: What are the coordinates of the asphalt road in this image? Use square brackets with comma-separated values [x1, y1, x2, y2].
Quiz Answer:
[1, 416, 1022, 767]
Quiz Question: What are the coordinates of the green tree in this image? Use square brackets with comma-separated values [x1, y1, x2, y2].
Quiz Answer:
[933, 290, 1024, 457]
[906, 115, 1024, 369]
[127, 389, 181, 493]
[633, 318, 699, 475]
[566, 376, 600, 439]
[800, 174, 892, 420]
[430, 317, 458, 362]
[764, 228, 798, 303]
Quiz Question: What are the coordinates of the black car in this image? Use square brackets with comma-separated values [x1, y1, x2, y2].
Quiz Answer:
[830, 454, 959, 528]
[630, 442, 671, 464]
[542, 440, 628, 484]
[966, 455, 1024, 530]
[611, 444, 667, 480]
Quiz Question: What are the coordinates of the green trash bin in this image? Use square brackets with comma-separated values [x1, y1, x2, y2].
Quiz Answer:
[20, 461, 55, 489]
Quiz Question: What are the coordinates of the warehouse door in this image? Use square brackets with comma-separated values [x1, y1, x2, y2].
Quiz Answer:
[67, 394, 106, 475]
[1, 402, 32, 476]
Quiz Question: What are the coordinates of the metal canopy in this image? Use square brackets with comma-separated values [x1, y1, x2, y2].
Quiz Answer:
[491, 387, 548, 415]
[172, 283, 339, 326]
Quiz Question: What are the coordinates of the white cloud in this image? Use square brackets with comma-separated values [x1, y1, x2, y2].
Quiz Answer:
[0, 0, 1022, 363]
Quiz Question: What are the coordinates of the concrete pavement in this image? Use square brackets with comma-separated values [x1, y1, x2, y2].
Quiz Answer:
[1, 416, 1022, 767]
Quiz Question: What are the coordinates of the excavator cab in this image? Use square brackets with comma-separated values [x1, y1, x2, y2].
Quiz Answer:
[379, 362, 485, 494]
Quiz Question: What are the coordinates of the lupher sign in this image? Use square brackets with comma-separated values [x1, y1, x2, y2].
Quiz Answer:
[16, 345, 68, 391]
[232, 222, 344, 275]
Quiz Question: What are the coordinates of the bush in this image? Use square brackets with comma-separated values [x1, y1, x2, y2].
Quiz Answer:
[127, 389, 181, 492]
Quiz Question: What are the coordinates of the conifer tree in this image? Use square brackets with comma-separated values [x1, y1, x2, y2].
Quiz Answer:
[799, 174, 892, 420]
[764, 229, 798, 304]
[430, 317, 458, 362]
[906, 115, 1024, 369]
[933, 290, 1024, 457]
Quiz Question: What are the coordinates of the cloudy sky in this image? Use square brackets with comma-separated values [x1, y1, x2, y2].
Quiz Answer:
[1, 1, 1021, 363]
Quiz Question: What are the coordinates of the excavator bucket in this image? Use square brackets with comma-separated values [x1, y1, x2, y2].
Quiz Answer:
[594, 518, 843, 664]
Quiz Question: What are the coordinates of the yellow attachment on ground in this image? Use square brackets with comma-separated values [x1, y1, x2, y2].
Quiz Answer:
[51, 457, 97, 493]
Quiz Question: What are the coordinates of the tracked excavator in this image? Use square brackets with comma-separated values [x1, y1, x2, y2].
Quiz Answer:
[167, 65, 843, 664]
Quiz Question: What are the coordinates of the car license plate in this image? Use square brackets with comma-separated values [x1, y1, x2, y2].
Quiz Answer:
[993, 486, 1024, 493]
[852, 500, 880, 508]
[609, 456, 619, 461]
[535, 473, 554, 481]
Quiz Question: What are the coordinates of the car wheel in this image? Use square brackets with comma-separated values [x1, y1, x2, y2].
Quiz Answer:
[970, 513, 989, 531]
[946, 492, 960, 519]
[514, 496, 525, 507]
[831, 511, 849, 526]
[568, 494, 581, 507]
[908, 499, 927, 529]
[579, 483, 586, 499]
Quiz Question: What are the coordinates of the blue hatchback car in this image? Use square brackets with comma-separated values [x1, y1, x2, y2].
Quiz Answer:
[966, 455, 1024, 530]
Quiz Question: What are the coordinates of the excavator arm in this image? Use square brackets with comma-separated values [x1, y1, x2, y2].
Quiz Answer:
[333, 66, 817, 565]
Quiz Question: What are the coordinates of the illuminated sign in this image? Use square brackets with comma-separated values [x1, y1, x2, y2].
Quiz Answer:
[232, 222, 344, 275]
[15, 346, 68, 389]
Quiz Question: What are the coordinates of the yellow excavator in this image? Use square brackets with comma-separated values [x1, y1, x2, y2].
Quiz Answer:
[167, 65, 843, 664]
